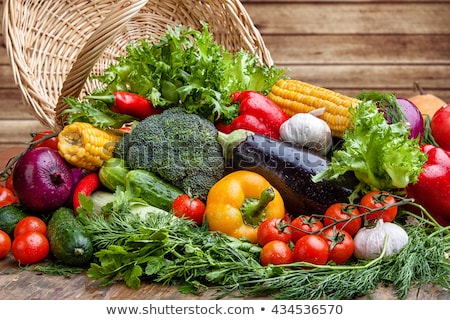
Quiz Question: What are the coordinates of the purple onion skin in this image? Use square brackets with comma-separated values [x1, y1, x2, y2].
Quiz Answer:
[65, 167, 90, 207]
[396, 98, 424, 140]
[71, 167, 89, 185]
[13, 147, 74, 213]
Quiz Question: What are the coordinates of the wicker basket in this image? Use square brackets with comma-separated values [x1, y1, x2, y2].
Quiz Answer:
[2, 0, 273, 130]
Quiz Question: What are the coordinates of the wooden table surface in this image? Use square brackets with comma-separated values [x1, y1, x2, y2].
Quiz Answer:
[1, 147, 449, 300]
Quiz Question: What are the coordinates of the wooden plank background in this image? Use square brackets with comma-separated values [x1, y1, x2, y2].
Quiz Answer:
[1, 0, 450, 152]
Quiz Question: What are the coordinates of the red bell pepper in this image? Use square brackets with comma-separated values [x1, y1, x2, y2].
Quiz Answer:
[221, 90, 290, 140]
[86, 91, 163, 120]
[406, 144, 450, 226]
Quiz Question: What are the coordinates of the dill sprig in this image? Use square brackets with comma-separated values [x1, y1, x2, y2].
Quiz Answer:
[31, 262, 84, 276]
[380, 221, 450, 298]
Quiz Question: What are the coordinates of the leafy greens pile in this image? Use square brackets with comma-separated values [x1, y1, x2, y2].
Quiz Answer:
[64, 23, 285, 127]
[78, 190, 449, 300]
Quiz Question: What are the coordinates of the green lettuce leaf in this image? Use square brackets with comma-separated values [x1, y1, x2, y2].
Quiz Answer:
[62, 97, 135, 129]
[312, 100, 427, 194]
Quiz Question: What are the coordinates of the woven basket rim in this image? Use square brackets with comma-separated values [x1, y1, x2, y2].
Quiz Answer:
[2, 0, 273, 130]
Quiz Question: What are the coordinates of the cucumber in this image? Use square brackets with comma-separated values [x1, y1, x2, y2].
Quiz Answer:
[47, 207, 93, 266]
[125, 169, 183, 211]
[0, 203, 30, 237]
[98, 157, 129, 191]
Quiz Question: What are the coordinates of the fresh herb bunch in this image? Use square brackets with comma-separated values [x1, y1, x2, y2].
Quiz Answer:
[79, 189, 263, 292]
[79, 189, 449, 299]
[92, 22, 284, 123]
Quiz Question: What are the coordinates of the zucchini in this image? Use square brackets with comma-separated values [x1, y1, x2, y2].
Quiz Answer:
[218, 130, 359, 216]
[125, 169, 183, 211]
[47, 207, 93, 266]
[98, 157, 129, 191]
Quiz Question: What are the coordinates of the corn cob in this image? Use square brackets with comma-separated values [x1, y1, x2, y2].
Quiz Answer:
[58, 122, 123, 171]
[268, 79, 361, 137]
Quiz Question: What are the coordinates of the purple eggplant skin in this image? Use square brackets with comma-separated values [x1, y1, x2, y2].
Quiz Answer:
[225, 133, 359, 217]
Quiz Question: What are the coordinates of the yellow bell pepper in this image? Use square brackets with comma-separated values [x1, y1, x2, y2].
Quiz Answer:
[205, 170, 285, 243]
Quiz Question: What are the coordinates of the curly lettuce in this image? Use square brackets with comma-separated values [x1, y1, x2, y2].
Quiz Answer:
[312, 99, 427, 194]
[91, 23, 285, 123]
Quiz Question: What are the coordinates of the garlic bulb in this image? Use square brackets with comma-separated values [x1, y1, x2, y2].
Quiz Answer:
[279, 112, 332, 155]
[353, 219, 409, 260]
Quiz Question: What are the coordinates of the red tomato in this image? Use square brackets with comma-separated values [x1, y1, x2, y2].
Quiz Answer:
[0, 186, 17, 208]
[359, 191, 398, 223]
[32, 130, 59, 150]
[14, 216, 47, 239]
[257, 217, 292, 247]
[293, 234, 329, 265]
[6, 174, 14, 195]
[260, 240, 294, 266]
[172, 194, 206, 225]
[0, 230, 12, 259]
[320, 228, 354, 265]
[289, 215, 323, 243]
[323, 203, 361, 236]
[431, 104, 450, 151]
[12, 231, 50, 265]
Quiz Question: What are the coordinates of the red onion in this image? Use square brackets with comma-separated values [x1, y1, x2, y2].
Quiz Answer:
[396, 98, 424, 140]
[65, 167, 90, 207]
[13, 147, 74, 213]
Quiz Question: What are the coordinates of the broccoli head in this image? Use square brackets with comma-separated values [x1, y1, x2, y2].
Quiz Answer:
[115, 107, 225, 200]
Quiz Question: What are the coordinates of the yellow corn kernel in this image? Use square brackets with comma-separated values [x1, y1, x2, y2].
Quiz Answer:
[268, 79, 361, 137]
[58, 122, 123, 170]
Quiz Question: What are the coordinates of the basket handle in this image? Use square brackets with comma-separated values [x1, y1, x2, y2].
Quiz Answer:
[55, 0, 148, 128]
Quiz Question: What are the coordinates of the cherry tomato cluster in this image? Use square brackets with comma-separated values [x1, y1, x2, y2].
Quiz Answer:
[0, 216, 49, 264]
[256, 190, 399, 267]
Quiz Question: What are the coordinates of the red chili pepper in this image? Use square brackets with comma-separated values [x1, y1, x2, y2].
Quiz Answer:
[86, 92, 163, 120]
[225, 90, 290, 140]
[406, 144, 450, 226]
[73, 172, 101, 215]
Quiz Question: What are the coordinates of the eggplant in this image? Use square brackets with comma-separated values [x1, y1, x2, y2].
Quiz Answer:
[218, 130, 359, 216]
